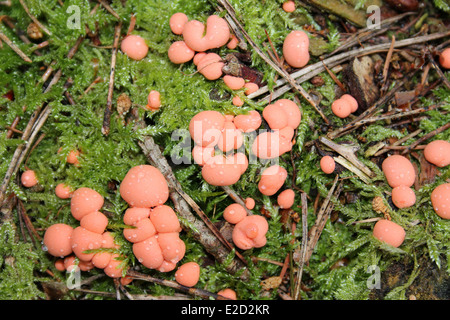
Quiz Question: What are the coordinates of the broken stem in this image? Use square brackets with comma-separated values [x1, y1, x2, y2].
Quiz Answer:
[216, 0, 329, 124]
[0, 30, 32, 62]
[19, 0, 52, 36]
[319, 136, 374, 178]
[293, 192, 308, 300]
[102, 22, 122, 136]
[401, 122, 450, 155]
[126, 269, 230, 300]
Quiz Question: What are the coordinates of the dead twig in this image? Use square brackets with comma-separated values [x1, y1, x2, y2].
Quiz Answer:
[304, 176, 343, 263]
[293, 192, 308, 300]
[127, 270, 231, 300]
[102, 22, 122, 136]
[19, 0, 51, 36]
[97, 0, 120, 19]
[401, 122, 450, 155]
[381, 35, 396, 93]
[0, 30, 32, 62]
[216, 0, 329, 124]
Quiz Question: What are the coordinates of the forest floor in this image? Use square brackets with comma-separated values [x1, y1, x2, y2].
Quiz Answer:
[0, 0, 449, 301]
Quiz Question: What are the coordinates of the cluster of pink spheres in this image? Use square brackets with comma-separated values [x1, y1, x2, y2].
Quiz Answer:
[167, 12, 259, 106]
[43, 187, 132, 284]
[318, 140, 450, 248]
[40, 166, 199, 288]
[27, 7, 450, 299]
[187, 98, 302, 249]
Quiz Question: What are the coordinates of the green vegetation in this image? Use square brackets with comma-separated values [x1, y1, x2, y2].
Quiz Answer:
[0, 0, 449, 300]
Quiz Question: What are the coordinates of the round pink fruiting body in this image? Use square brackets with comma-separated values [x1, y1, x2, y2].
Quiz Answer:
[121, 35, 148, 60]
[320, 156, 335, 174]
[21, 170, 38, 188]
[169, 12, 188, 35]
[282, 30, 310, 69]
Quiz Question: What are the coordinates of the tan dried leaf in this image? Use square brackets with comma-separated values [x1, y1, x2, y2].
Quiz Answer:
[260, 276, 282, 290]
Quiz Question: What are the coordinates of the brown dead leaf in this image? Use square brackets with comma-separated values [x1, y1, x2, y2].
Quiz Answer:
[260, 276, 282, 290]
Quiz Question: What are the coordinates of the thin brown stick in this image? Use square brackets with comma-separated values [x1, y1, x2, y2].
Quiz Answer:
[79, 76, 103, 99]
[304, 176, 342, 263]
[374, 128, 422, 157]
[97, 0, 120, 19]
[126, 13, 136, 36]
[217, 0, 329, 124]
[127, 270, 230, 300]
[0, 30, 32, 62]
[293, 192, 308, 300]
[18, 0, 51, 36]
[401, 122, 450, 155]
[221, 185, 253, 215]
[381, 35, 396, 94]
[322, 61, 346, 92]
[102, 22, 122, 136]
[251, 30, 450, 103]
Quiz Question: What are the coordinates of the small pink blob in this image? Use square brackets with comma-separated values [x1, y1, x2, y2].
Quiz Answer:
[283, 30, 310, 69]
[147, 90, 161, 111]
[331, 98, 352, 118]
[21, 170, 38, 188]
[282, 1, 296, 12]
[439, 48, 450, 69]
[168, 41, 195, 64]
[320, 156, 335, 174]
[372, 219, 405, 248]
[121, 35, 148, 60]
[55, 183, 73, 199]
[391, 186, 416, 209]
[169, 12, 188, 35]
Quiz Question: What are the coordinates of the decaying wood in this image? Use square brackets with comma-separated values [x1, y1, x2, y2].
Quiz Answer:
[343, 55, 380, 113]
[222, 53, 264, 86]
